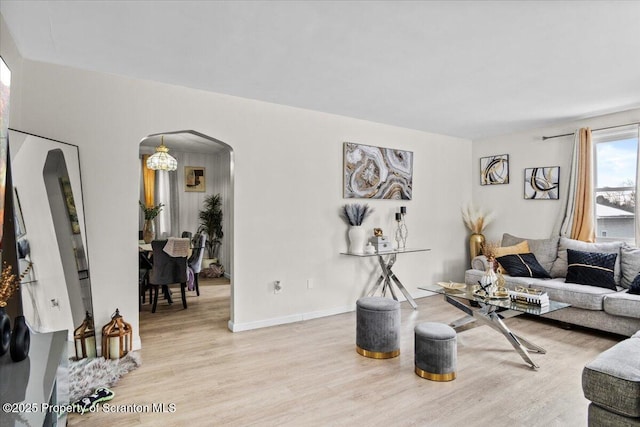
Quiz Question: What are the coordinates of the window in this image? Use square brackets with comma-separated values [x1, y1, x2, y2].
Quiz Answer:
[593, 125, 640, 243]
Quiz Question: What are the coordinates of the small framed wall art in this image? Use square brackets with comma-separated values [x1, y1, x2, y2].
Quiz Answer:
[480, 154, 509, 185]
[524, 166, 560, 200]
[185, 166, 206, 192]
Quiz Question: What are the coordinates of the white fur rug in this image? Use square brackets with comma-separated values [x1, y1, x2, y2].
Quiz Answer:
[67, 352, 142, 402]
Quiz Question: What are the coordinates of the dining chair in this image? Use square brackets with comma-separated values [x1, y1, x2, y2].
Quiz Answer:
[138, 251, 153, 311]
[188, 233, 207, 296]
[148, 240, 188, 313]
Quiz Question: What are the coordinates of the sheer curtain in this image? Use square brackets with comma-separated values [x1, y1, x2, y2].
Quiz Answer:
[155, 170, 180, 238]
[554, 127, 595, 242]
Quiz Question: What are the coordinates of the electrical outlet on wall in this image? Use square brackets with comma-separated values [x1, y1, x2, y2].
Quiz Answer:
[274, 280, 282, 294]
[307, 279, 313, 289]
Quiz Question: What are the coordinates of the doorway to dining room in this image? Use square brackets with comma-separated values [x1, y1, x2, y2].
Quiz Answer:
[138, 130, 234, 328]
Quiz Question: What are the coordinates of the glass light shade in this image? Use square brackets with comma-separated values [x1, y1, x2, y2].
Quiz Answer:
[101, 308, 133, 359]
[146, 137, 177, 171]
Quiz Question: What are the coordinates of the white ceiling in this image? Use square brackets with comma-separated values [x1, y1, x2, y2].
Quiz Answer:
[2, 1, 640, 140]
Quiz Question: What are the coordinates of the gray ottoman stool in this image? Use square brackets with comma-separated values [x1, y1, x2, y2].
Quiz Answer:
[414, 322, 457, 381]
[356, 297, 400, 359]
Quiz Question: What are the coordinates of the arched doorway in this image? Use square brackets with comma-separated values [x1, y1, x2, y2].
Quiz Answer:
[138, 130, 234, 325]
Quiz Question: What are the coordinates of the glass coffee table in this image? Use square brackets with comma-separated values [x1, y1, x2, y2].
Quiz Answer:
[418, 283, 570, 369]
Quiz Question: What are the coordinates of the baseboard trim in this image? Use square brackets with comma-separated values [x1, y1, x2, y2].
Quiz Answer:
[228, 304, 356, 332]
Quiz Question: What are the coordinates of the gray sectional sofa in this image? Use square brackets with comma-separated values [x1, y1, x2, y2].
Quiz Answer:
[464, 233, 640, 337]
[465, 233, 640, 425]
[582, 331, 640, 425]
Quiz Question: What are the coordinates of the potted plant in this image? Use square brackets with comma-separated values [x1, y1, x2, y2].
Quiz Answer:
[197, 194, 223, 262]
[340, 203, 374, 254]
[139, 201, 164, 243]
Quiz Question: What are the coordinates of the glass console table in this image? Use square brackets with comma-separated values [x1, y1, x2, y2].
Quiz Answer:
[418, 283, 570, 369]
[341, 248, 430, 309]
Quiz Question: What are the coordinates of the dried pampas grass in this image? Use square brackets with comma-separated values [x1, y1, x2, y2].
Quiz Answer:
[461, 204, 493, 234]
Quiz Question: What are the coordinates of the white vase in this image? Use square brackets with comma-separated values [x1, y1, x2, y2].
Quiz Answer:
[348, 226, 367, 254]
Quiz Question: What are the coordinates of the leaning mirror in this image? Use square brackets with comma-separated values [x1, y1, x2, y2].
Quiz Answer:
[8, 129, 94, 354]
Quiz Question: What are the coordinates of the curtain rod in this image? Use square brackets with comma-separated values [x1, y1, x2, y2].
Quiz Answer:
[542, 121, 640, 141]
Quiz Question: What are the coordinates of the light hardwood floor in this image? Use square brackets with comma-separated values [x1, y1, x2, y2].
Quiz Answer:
[67, 279, 622, 426]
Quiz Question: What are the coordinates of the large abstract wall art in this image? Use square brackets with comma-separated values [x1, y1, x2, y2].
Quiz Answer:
[480, 154, 509, 185]
[343, 142, 413, 200]
[524, 166, 560, 200]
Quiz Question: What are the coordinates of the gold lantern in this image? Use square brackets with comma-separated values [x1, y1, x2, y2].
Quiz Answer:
[74, 311, 97, 359]
[101, 309, 133, 359]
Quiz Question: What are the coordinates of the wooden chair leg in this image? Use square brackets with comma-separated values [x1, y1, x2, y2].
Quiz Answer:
[194, 274, 200, 296]
[180, 283, 188, 309]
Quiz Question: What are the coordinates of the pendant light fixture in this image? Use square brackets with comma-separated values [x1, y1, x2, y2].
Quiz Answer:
[146, 135, 177, 171]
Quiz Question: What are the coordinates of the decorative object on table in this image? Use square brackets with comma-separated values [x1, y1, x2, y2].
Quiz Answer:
[185, 166, 206, 192]
[369, 235, 392, 253]
[509, 286, 549, 306]
[394, 207, 408, 249]
[479, 257, 498, 296]
[364, 242, 376, 254]
[461, 203, 493, 261]
[340, 203, 374, 254]
[524, 166, 560, 200]
[139, 201, 164, 243]
[373, 228, 383, 237]
[0, 262, 33, 361]
[67, 351, 141, 403]
[436, 281, 466, 291]
[0, 306, 9, 356]
[343, 142, 413, 200]
[480, 154, 509, 185]
[146, 135, 177, 171]
[74, 311, 97, 360]
[197, 193, 223, 259]
[101, 309, 133, 360]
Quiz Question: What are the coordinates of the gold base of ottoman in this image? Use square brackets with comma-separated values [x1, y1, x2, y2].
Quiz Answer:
[356, 345, 400, 359]
[415, 366, 456, 381]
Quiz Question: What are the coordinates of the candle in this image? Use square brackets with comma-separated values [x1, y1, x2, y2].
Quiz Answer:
[400, 206, 407, 214]
[395, 212, 402, 221]
[86, 336, 97, 358]
[109, 336, 121, 359]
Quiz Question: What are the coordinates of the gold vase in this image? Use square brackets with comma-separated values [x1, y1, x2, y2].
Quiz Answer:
[469, 232, 485, 262]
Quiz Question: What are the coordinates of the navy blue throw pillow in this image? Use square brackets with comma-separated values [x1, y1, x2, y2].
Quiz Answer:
[630, 273, 640, 295]
[565, 249, 617, 290]
[496, 253, 550, 278]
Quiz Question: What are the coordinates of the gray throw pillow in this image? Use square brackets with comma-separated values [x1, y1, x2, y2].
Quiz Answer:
[501, 233, 559, 273]
[620, 243, 640, 289]
[550, 237, 622, 283]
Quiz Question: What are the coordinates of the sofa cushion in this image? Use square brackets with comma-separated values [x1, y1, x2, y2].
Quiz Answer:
[565, 249, 617, 290]
[603, 291, 640, 319]
[582, 337, 640, 418]
[501, 233, 558, 273]
[631, 274, 640, 295]
[494, 241, 530, 258]
[529, 278, 618, 310]
[550, 237, 622, 283]
[496, 253, 551, 278]
[620, 243, 640, 289]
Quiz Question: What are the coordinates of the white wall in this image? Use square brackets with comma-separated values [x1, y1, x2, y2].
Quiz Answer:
[472, 108, 640, 243]
[1, 18, 472, 343]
